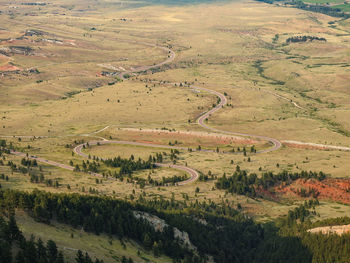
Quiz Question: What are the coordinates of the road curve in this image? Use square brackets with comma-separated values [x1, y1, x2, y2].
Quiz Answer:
[73, 141, 199, 185]
[117, 40, 175, 80]
[110, 38, 282, 153]
[5, 38, 350, 188]
[11, 146, 199, 186]
[73, 140, 187, 158]
[11, 150, 106, 179]
[7, 39, 284, 186]
[156, 163, 198, 185]
[7, 44, 196, 186]
[192, 86, 282, 153]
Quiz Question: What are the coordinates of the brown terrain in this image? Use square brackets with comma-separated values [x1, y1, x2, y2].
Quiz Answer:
[118, 128, 260, 146]
[0, 63, 21, 71]
[277, 178, 350, 205]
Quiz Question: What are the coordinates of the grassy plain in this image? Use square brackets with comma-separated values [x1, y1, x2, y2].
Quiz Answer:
[0, 0, 350, 253]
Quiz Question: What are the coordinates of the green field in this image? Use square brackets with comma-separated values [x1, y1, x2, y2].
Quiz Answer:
[304, 0, 345, 4]
[332, 3, 350, 11]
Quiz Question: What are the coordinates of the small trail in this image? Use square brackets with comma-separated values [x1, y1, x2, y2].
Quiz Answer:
[282, 140, 350, 151]
[255, 88, 306, 110]
[6, 38, 349, 187]
[116, 39, 175, 80]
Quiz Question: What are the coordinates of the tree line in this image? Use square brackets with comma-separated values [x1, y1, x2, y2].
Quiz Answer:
[0, 189, 198, 262]
[0, 189, 292, 263]
[255, 0, 350, 18]
[274, 199, 350, 263]
[0, 215, 103, 263]
[102, 155, 157, 176]
[286, 36, 326, 43]
[215, 167, 326, 197]
[1, 188, 350, 262]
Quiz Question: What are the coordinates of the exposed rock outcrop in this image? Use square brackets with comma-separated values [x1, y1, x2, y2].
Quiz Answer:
[307, 224, 350, 235]
[133, 211, 197, 251]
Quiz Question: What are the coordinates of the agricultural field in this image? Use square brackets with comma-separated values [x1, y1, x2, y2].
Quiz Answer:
[0, 0, 350, 262]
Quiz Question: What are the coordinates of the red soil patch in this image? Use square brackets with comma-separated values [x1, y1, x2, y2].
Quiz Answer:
[119, 129, 258, 146]
[0, 64, 21, 72]
[1, 39, 17, 45]
[277, 178, 350, 205]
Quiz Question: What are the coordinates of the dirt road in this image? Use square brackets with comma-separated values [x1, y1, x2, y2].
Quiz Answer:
[11, 146, 198, 185]
[73, 140, 199, 184]
[117, 39, 175, 80]
[7, 38, 348, 187]
[192, 86, 282, 153]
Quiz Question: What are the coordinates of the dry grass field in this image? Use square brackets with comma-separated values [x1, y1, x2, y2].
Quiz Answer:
[0, 0, 350, 260]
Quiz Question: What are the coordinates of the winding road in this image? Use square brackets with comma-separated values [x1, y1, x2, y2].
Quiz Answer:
[72, 140, 199, 185]
[7, 38, 347, 186]
[116, 39, 175, 80]
[192, 86, 282, 153]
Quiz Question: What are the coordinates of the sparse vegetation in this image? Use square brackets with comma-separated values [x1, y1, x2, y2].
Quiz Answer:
[0, 0, 349, 261]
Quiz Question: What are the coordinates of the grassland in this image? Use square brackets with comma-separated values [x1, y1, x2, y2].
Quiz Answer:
[301, 0, 350, 14]
[0, 0, 350, 259]
[332, 3, 350, 12]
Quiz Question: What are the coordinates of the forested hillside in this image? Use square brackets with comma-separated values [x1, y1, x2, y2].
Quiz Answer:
[0, 189, 349, 263]
[0, 214, 103, 263]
